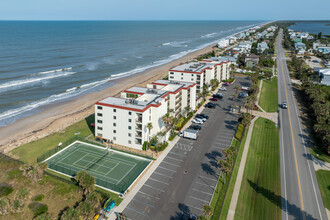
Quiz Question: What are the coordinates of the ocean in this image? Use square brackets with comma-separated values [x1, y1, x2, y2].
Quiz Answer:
[290, 21, 330, 35]
[0, 20, 264, 126]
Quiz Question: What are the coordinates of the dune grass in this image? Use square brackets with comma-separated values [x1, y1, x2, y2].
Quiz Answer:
[259, 77, 278, 112]
[234, 118, 280, 220]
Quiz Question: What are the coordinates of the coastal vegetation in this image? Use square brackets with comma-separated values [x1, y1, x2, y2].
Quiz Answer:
[315, 170, 330, 210]
[234, 118, 280, 220]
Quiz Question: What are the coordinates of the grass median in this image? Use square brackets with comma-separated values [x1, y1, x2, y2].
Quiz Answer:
[259, 77, 278, 112]
[315, 170, 330, 210]
[234, 118, 280, 220]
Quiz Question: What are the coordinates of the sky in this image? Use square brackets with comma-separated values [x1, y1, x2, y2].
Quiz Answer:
[0, 0, 330, 21]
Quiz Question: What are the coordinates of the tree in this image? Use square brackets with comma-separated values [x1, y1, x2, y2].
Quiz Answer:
[184, 106, 191, 118]
[75, 171, 95, 195]
[60, 207, 80, 220]
[210, 79, 219, 90]
[162, 113, 172, 131]
[202, 204, 213, 217]
[147, 122, 153, 141]
[86, 191, 101, 209]
[318, 32, 322, 39]
[142, 141, 150, 151]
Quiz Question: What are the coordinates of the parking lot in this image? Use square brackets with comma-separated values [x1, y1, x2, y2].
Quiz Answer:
[123, 76, 250, 219]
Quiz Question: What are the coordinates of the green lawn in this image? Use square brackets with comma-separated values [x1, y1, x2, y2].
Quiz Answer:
[11, 115, 94, 165]
[234, 118, 281, 220]
[259, 77, 278, 112]
[218, 128, 249, 220]
[315, 170, 330, 210]
[310, 148, 330, 163]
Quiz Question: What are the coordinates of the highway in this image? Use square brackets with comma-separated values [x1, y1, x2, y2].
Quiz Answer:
[276, 29, 327, 220]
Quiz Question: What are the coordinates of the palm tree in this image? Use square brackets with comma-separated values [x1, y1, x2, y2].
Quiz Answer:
[202, 204, 214, 218]
[75, 171, 95, 195]
[162, 113, 172, 131]
[147, 122, 153, 141]
[157, 131, 166, 144]
[183, 106, 191, 118]
[86, 191, 101, 208]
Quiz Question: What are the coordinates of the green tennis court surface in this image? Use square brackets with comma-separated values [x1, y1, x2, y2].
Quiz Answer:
[45, 141, 151, 193]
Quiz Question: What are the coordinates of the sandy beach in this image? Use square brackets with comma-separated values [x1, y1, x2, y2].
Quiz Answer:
[0, 43, 220, 152]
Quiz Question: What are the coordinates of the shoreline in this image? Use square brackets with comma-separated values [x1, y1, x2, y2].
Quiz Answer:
[0, 22, 270, 153]
[0, 43, 219, 152]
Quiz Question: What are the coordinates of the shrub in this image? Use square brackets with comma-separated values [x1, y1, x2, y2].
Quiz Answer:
[15, 188, 29, 200]
[32, 194, 45, 202]
[235, 124, 244, 140]
[28, 202, 48, 216]
[157, 142, 169, 151]
[0, 183, 13, 197]
[34, 213, 53, 220]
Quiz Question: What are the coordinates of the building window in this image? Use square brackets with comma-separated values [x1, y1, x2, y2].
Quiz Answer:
[97, 120, 102, 124]
[128, 119, 132, 122]
[170, 76, 174, 79]
[128, 126, 132, 130]
[97, 133, 102, 137]
[113, 137, 116, 140]
[191, 78, 193, 81]
[97, 106, 103, 110]
[128, 133, 131, 137]
[113, 130, 116, 133]
[113, 109, 116, 112]
[113, 116, 116, 119]
[113, 123, 116, 126]
[128, 111, 132, 115]
[149, 116, 151, 121]
[128, 140, 131, 144]
[97, 113, 102, 117]
[170, 72, 174, 74]
[97, 126, 103, 130]
[181, 77, 183, 80]
[181, 73, 183, 76]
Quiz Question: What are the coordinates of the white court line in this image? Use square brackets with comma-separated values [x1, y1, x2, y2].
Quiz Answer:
[161, 160, 180, 167]
[138, 191, 160, 200]
[144, 184, 165, 192]
[192, 188, 213, 196]
[158, 166, 176, 172]
[153, 171, 173, 178]
[189, 196, 210, 204]
[166, 156, 183, 162]
[198, 175, 218, 182]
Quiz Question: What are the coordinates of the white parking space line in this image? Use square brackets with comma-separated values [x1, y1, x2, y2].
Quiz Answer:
[149, 177, 169, 185]
[192, 188, 213, 196]
[186, 203, 203, 211]
[125, 206, 149, 217]
[158, 166, 176, 172]
[132, 198, 156, 208]
[166, 156, 183, 162]
[189, 196, 210, 204]
[144, 184, 165, 192]
[169, 151, 187, 157]
[162, 160, 180, 167]
[195, 182, 215, 189]
[138, 191, 160, 200]
[198, 175, 218, 182]
[153, 171, 173, 178]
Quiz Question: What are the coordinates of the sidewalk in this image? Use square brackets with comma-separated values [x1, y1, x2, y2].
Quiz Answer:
[240, 108, 278, 125]
[226, 116, 259, 220]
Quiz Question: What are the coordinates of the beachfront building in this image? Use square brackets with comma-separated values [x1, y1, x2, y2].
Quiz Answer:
[202, 57, 231, 81]
[257, 41, 269, 52]
[95, 90, 167, 150]
[168, 60, 231, 93]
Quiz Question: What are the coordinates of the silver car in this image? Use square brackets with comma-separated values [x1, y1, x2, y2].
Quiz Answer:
[219, 87, 227, 91]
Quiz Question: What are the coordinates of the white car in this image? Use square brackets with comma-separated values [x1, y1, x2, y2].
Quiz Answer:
[178, 131, 183, 137]
[192, 118, 204, 124]
[219, 87, 227, 91]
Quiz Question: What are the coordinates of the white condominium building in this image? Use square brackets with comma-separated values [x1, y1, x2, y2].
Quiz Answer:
[168, 60, 231, 93]
[202, 57, 231, 81]
[95, 91, 167, 150]
[94, 80, 196, 150]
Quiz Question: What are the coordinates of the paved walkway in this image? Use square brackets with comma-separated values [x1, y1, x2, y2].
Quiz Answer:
[240, 108, 278, 125]
[227, 116, 259, 220]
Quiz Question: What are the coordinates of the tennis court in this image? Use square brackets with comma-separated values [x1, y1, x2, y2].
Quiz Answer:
[45, 141, 152, 193]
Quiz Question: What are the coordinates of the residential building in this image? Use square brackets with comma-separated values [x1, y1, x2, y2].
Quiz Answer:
[257, 41, 269, 52]
[294, 42, 306, 54]
[217, 39, 230, 48]
[315, 68, 330, 86]
[245, 54, 259, 69]
[95, 90, 167, 150]
[202, 57, 231, 81]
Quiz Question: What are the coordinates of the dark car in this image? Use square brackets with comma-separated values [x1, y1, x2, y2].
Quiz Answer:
[212, 94, 223, 99]
[195, 114, 207, 121]
[197, 113, 209, 119]
[312, 60, 319, 63]
[209, 98, 218, 101]
[189, 125, 202, 130]
[205, 103, 216, 109]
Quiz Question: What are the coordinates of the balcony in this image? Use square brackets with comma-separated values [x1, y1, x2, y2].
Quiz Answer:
[135, 124, 142, 131]
[135, 138, 142, 145]
[135, 131, 142, 138]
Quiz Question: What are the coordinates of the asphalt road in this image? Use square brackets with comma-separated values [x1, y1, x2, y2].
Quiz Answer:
[122, 77, 250, 220]
[277, 29, 327, 220]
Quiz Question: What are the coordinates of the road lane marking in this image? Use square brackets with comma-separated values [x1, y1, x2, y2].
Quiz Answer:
[280, 47, 305, 220]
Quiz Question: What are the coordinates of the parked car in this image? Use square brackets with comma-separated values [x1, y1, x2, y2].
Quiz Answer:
[205, 103, 216, 109]
[239, 92, 248, 98]
[199, 113, 209, 119]
[242, 86, 249, 91]
[219, 87, 227, 91]
[192, 118, 204, 124]
[224, 82, 231, 86]
[209, 98, 218, 101]
[189, 125, 202, 130]
[195, 115, 206, 122]
[213, 93, 223, 99]
[183, 129, 198, 140]
[312, 60, 319, 63]
[282, 102, 287, 109]
[178, 131, 183, 137]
